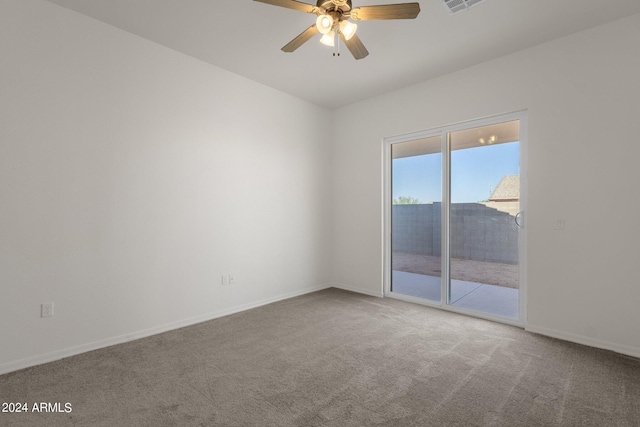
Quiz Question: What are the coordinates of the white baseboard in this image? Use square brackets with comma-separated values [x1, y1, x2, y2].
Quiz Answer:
[331, 283, 384, 298]
[0, 284, 332, 376]
[7, 287, 635, 376]
[526, 324, 640, 359]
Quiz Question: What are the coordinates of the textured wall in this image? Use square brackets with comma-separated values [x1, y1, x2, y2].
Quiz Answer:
[332, 14, 640, 357]
[0, 0, 332, 373]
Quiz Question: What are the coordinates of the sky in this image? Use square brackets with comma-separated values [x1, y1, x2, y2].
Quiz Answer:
[392, 141, 520, 203]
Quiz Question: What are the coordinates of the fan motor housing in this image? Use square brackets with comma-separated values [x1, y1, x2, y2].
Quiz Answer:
[317, 0, 352, 13]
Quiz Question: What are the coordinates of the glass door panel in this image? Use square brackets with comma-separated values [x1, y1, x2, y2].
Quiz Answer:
[386, 115, 524, 324]
[390, 135, 442, 302]
[447, 120, 520, 319]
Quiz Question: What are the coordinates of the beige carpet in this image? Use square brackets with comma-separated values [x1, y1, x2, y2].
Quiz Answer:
[1, 288, 639, 426]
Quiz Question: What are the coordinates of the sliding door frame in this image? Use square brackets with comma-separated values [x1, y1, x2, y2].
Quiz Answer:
[383, 111, 527, 327]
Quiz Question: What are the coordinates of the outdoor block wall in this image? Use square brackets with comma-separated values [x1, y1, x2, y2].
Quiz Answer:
[392, 203, 519, 264]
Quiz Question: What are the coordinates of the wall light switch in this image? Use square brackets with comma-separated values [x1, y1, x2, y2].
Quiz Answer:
[221, 275, 229, 286]
[555, 219, 565, 230]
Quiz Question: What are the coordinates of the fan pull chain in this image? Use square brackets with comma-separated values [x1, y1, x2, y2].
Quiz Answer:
[333, 31, 340, 57]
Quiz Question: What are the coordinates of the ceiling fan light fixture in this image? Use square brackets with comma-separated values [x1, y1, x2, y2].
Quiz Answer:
[339, 19, 357, 40]
[316, 14, 334, 34]
[258, 0, 420, 60]
[320, 30, 336, 46]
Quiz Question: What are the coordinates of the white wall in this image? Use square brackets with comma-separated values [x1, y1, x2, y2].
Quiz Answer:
[0, 0, 332, 373]
[2, 1, 639, 375]
[331, 14, 640, 357]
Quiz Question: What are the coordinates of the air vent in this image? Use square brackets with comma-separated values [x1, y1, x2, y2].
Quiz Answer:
[441, 0, 488, 15]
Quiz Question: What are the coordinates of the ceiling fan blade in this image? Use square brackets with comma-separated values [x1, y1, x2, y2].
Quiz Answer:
[339, 32, 369, 60]
[282, 24, 320, 52]
[253, 0, 318, 14]
[350, 3, 421, 20]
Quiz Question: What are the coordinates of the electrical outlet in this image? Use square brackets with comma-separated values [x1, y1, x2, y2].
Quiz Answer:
[41, 302, 54, 318]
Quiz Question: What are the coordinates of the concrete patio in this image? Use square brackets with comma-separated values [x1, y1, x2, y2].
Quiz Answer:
[391, 270, 519, 319]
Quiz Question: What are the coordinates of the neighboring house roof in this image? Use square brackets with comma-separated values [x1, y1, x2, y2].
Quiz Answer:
[489, 175, 520, 201]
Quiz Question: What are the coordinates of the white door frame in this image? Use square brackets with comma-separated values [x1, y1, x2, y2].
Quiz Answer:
[383, 111, 528, 327]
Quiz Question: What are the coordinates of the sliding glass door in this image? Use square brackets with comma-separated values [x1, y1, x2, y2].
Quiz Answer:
[386, 113, 525, 324]
[390, 135, 442, 302]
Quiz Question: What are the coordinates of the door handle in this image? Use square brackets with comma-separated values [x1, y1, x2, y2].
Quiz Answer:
[515, 211, 523, 228]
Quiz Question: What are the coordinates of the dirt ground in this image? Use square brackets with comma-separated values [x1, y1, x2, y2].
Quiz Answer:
[392, 252, 519, 289]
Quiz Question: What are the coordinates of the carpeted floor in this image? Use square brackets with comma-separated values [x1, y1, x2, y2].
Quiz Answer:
[1, 288, 639, 426]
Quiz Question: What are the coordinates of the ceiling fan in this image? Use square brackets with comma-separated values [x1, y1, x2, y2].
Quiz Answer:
[254, 0, 421, 60]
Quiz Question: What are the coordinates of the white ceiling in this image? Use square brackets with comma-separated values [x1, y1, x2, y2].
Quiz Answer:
[45, 0, 640, 109]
